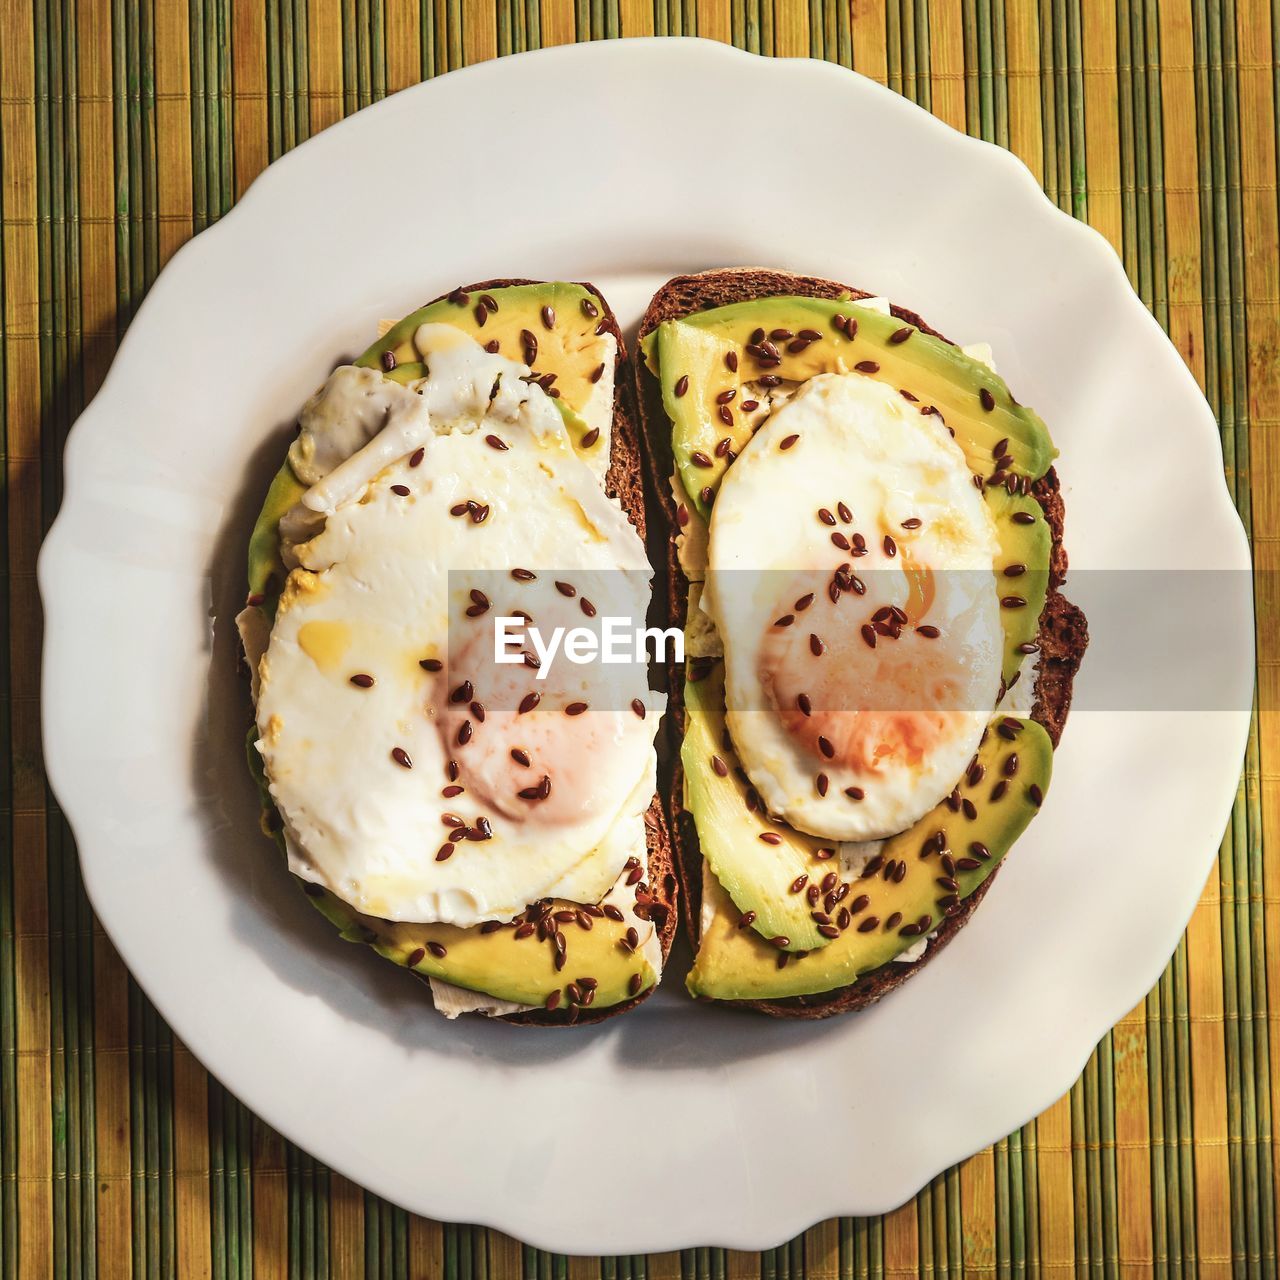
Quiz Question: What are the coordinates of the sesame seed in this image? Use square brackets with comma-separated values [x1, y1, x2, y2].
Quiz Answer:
[391, 484, 410, 496]
[485, 434, 508, 451]
[691, 450, 713, 467]
[457, 721, 473, 745]
[391, 747, 412, 769]
[774, 614, 796, 628]
[581, 427, 600, 449]
[511, 747, 531, 767]
[855, 360, 880, 374]
[741, 399, 759, 411]
[815, 773, 829, 797]
[436, 843, 455, 861]
[718, 405, 734, 426]
[817, 736, 835, 759]
[1001, 595, 1027, 608]
[409, 447, 424, 468]
[737, 911, 757, 929]
[818, 508, 836, 526]
[589, 363, 606, 384]
[711, 755, 729, 777]
[780, 434, 800, 451]
[1028, 783, 1044, 807]
[349, 673, 375, 688]
[381, 350, 397, 372]
[759, 832, 782, 845]
[674, 375, 689, 397]
[565, 702, 588, 716]
[1011, 510, 1036, 525]
[541, 305, 555, 330]
[857, 916, 879, 933]
[580, 597, 596, 618]
[631, 698, 646, 719]
[861, 624, 877, 649]
[883, 534, 897, 557]
[845, 786, 865, 800]
[979, 387, 996, 411]
[915, 625, 941, 638]
[797, 693, 812, 716]
[794, 593, 815, 611]
[809, 633, 825, 656]
[471, 504, 489, 524]
[725, 351, 739, 372]
[831, 531, 851, 551]
[450, 680, 474, 704]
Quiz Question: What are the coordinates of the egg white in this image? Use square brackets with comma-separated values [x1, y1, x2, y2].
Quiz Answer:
[256, 348, 659, 927]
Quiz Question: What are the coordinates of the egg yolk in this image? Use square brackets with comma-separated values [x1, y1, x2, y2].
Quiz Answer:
[757, 564, 988, 780]
[435, 601, 643, 829]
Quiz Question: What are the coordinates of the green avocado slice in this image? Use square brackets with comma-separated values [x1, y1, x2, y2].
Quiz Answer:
[649, 296, 1056, 520]
[245, 729, 654, 1011]
[682, 664, 837, 952]
[985, 487, 1052, 684]
[358, 281, 611, 452]
[687, 715, 1052, 1001]
[247, 462, 306, 611]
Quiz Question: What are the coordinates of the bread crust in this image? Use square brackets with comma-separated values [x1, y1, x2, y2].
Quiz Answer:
[633, 268, 1088, 1020]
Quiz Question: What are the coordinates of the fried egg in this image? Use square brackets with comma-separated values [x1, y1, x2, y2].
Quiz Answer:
[255, 336, 659, 927]
[702, 372, 1002, 841]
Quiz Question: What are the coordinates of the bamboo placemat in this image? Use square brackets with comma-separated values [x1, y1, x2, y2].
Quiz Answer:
[2, 1, 1277, 1276]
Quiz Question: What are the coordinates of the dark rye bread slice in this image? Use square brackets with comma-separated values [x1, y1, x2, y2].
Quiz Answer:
[634, 267, 1087, 1020]
[245, 279, 676, 1029]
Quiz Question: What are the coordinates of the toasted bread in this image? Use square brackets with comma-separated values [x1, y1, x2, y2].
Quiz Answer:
[634, 268, 1087, 1020]
[245, 279, 677, 1027]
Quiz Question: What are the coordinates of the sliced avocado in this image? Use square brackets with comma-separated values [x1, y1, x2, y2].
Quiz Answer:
[687, 715, 1052, 1001]
[683, 665, 835, 952]
[247, 461, 306, 608]
[245, 729, 653, 1011]
[985, 487, 1052, 683]
[358, 281, 612, 452]
[649, 296, 1055, 519]
[313, 892, 655, 1011]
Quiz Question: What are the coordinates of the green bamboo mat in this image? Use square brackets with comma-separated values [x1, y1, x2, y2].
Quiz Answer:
[2, 1, 1277, 1276]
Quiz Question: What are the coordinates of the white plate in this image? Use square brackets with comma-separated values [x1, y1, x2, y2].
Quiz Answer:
[40, 39, 1252, 1254]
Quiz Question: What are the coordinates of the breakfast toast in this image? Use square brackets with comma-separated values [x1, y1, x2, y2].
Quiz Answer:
[634, 267, 1087, 1019]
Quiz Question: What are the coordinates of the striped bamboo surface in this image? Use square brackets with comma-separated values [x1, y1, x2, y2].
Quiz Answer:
[1, 1, 1277, 1276]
